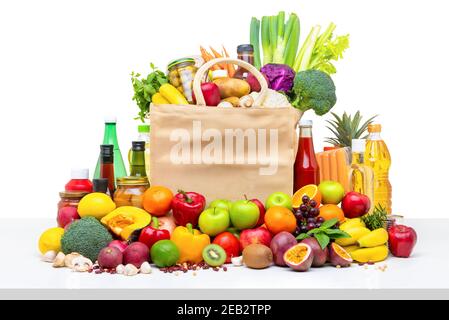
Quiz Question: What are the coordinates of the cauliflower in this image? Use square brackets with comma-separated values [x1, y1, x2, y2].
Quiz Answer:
[250, 89, 292, 108]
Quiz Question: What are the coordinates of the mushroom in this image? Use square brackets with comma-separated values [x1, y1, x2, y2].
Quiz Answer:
[71, 256, 93, 272]
[217, 101, 233, 108]
[52, 252, 66, 268]
[124, 264, 139, 276]
[140, 262, 152, 274]
[64, 253, 81, 268]
[238, 95, 254, 108]
[41, 251, 57, 263]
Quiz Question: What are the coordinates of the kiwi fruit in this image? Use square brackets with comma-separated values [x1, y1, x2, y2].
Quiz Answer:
[202, 244, 227, 267]
[242, 244, 273, 269]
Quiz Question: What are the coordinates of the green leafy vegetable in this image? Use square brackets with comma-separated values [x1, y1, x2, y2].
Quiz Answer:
[131, 63, 168, 122]
[296, 218, 350, 249]
[362, 204, 388, 231]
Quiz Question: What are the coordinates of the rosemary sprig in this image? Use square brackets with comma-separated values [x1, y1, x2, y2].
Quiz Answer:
[362, 204, 388, 230]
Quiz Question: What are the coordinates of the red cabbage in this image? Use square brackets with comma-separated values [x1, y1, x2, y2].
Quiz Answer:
[260, 64, 295, 92]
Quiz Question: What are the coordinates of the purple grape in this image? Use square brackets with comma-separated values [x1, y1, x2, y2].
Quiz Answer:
[294, 227, 301, 237]
[307, 217, 316, 224]
[309, 208, 319, 217]
[299, 204, 308, 212]
[317, 217, 325, 223]
[302, 211, 309, 219]
[315, 223, 322, 228]
[307, 223, 316, 231]
[309, 200, 317, 208]
[302, 195, 310, 204]
[300, 225, 308, 233]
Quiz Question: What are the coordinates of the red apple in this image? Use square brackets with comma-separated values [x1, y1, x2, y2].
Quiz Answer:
[341, 192, 371, 218]
[57, 206, 80, 227]
[239, 227, 272, 249]
[251, 199, 266, 227]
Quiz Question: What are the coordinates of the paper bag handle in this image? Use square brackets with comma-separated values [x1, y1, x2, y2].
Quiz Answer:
[192, 58, 269, 107]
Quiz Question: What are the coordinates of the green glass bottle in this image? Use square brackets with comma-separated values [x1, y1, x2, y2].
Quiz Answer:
[94, 116, 127, 179]
[130, 141, 147, 177]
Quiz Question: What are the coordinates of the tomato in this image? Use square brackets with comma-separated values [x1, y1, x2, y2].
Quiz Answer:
[212, 232, 241, 263]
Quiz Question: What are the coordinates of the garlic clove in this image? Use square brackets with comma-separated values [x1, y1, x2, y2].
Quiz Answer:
[41, 251, 57, 263]
[53, 252, 66, 268]
[140, 262, 152, 274]
[116, 264, 125, 275]
[231, 256, 243, 267]
[124, 264, 139, 276]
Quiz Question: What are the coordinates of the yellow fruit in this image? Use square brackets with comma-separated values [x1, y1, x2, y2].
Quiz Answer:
[38, 227, 64, 254]
[78, 193, 116, 220]
[336, 227, 371, 247]
[340, 218, 366, 231]
[357, 228, 389, 248]
[343, 245, 360, 253]
[350, 245, 389, 263]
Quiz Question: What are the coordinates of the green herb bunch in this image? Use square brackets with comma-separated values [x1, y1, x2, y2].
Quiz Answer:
[296, 218, 350, 249]
[131, 63, 168, 122]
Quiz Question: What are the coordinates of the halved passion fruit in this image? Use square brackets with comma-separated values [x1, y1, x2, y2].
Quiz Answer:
[329, 242, 353, 267]
[283, 243, 314, 272]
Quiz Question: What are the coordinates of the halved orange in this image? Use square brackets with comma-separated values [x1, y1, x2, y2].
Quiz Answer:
[292, 184, 322, 208]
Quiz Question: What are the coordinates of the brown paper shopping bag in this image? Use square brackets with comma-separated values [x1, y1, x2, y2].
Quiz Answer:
[150, 58, 302, 203]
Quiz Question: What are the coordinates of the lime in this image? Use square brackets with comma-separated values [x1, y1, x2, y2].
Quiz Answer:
[78, 193, 116, 220]
[150, 240, 180, 267]
[38, 227, 65, 254]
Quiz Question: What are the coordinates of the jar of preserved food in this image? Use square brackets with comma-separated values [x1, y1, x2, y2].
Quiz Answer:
[58, 191, 89, 211]
[113, 176, 150, 208]
[167, 58, 198, 103]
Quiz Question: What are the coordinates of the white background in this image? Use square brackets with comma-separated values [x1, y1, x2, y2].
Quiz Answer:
[0, 0, 447, 219]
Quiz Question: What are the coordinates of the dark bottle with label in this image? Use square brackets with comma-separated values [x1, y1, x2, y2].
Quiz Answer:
[234, 44, 255, 80]
[100, 145, 115, 195]
[130, 141, 147, 177]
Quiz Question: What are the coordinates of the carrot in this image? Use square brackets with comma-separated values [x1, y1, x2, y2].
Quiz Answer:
[200, 46, 220, 70]
[209, 46, 227, 70]
[336, 148, 350, 192]
[221, 45, 236, 77]
[329, 150, 339, 183]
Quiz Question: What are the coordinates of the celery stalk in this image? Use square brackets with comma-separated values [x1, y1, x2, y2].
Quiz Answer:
[261, 16, 271, 65]
[294, 25, 321, 72]
[250, 17, 261, 69]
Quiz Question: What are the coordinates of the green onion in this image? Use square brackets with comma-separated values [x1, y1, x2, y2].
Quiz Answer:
[261, 16, 271, 65]
[250, 17, 261, 69]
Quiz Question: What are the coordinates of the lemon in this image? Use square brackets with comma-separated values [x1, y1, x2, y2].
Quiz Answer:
[78, 193, 116, 220]
[38, 227, 65, 254]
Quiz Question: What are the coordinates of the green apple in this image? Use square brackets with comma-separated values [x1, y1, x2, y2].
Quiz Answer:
[318, 180, 345, 204]
[209, 199, 233, 211]
[198, 207, 230, 236]
[229, 200, 260, 230]
[265, 192, 292, 210]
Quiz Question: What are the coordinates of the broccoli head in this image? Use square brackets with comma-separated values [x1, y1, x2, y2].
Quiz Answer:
[291, 69, 337, 116]
[61, 217, 113, 262]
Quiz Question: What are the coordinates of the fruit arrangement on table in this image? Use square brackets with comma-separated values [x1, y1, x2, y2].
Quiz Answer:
[39, 181, 417, 276]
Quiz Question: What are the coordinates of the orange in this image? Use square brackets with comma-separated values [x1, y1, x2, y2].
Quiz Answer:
[142, 186, 173, 217]
[264, 206, 297, 235]
[318, 204, 345, 223]
[292, 184, 321, 208]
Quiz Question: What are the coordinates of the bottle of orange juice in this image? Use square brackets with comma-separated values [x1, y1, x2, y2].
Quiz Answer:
[365, 124, 392, 213]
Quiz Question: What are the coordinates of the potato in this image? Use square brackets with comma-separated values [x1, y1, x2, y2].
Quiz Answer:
[223, 96, 240, 107]
[213, 78, 251, 98]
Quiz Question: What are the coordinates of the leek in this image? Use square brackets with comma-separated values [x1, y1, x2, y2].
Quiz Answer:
[261, 16, 271, 65]
[250, 17, 261, 69]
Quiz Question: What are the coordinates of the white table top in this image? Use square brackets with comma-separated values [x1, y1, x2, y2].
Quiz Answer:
[0, 218, 447, 299]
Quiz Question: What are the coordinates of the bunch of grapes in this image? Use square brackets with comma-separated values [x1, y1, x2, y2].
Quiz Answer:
[294, 195, 324, 236]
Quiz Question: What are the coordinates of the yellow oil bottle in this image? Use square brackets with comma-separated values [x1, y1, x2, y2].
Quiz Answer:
[349, 139, 374, 213]
[364, 124, 392, 213]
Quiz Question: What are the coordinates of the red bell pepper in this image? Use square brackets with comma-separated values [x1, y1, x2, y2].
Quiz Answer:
[213, 232, 241, 263]
[138, 217, 170, 251]
[192, 83, 221, 106]
[388, 224, 417, 258]
[171, 190, 206, 227]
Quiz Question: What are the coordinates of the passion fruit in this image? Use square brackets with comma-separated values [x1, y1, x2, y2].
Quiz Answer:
[329, 242, 353, 267]
[283, 243, 314, 272]
[301, 237, 329, 267]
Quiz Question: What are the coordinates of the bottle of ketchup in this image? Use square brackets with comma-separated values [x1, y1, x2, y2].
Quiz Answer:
[294, 120, 320, 193]
[65, 168, 93, 193]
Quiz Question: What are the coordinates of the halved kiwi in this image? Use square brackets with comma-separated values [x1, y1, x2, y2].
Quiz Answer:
[202, 244, 227, 267]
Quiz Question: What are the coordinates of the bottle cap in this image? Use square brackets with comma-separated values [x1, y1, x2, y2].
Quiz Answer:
[104, 116, 117, 123]
[368, 123, 382, 133]
[100, 144, 114, 163]
[70, 168, 89, 179]
[93, 178, 109, 193]
[351, 139, 366, 153]
[132, 141, 146, 152]
[138, 124, 150, 133]
[299, 119, 313, 127]
[212, 70, 228, 79]
[237, 44, 254, 54]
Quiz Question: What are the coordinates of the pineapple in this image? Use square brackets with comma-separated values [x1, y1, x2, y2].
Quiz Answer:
[325, 111, 377, 147]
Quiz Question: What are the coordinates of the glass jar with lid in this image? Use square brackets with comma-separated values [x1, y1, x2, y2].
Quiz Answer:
[57, 191, 89, 211]
[113, 176, 150, 208]
[167, 58, 198, 103]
